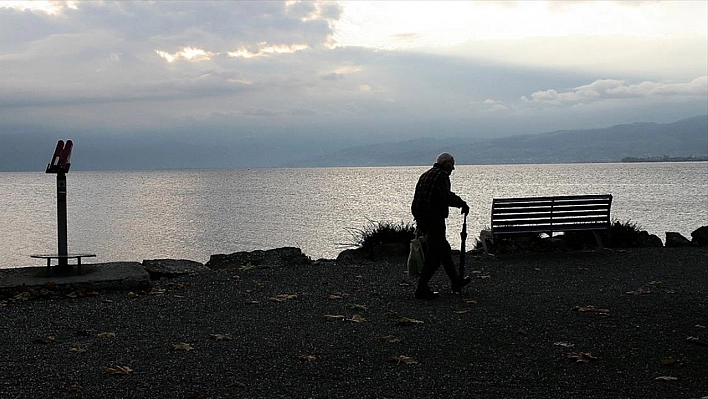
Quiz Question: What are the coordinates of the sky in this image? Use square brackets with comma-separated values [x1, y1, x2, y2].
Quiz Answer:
[1, 1, 707, 169]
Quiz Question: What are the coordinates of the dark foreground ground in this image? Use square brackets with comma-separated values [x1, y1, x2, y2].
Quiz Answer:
[1, 247, 707, 399]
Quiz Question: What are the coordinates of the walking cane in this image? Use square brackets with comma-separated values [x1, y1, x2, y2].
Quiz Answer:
[459, 213, 467, 279]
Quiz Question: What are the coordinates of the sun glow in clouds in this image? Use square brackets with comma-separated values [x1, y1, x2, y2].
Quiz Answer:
[227, 43, 309, 59]
[155, 47, 215, 63]
[334, 1, 708, 50]
[0, 0, 77, 15]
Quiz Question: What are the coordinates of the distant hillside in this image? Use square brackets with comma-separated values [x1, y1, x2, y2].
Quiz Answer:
[283, 115, 708, 167]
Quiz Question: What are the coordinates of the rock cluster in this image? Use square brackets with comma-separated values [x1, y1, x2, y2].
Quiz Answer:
[204, 247, 311, 270]
[142, 259, 211, 279]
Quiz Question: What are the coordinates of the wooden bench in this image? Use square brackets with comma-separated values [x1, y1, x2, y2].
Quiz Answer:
[481, 194, 612, 254]
[30, 253, 96, 274]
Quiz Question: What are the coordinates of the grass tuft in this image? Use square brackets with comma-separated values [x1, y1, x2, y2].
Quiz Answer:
[341, 220, 416, 254]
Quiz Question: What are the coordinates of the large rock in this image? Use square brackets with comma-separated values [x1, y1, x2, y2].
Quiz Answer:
[206, 247, 311, 270]
[142, 259, 210, 279]
[638, 231, 663, 247]
[336, 248, 367, 264]
[691, 226, 708, 246]
[665, 232, 692, 247]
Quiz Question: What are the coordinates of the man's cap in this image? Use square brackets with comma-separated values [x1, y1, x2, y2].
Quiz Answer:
[436, 152, 455, 164]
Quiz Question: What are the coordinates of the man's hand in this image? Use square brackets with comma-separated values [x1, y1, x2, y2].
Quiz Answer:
[461, 203, 470, 215]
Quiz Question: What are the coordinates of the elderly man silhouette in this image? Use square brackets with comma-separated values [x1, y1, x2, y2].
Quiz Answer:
[411, 152, 471, 300]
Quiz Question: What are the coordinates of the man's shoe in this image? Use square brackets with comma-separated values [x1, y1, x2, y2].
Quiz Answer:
[414, 289, 440, 300]
[452, 276, 472, 294]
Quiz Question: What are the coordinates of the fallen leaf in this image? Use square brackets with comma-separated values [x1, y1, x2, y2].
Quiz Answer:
[105, 365, 133, 375]
[454, 309, 471, 314]
[554, 342, 575, 348]
[626, 288, 650, 295]
[347, 314, 366, 323]
[96, 332, 116, 339]
[323, 314, 346, 321]
[476, 275, 491, 279]
[127, 292, 139, 300]
[69, 344, 87, 352]
[379, 335, 401, 343]
[173, 342, 195, 351]
[210, 334, 232, 341]
[660, 358, 677, 366]
[231, 381, 246, 388]
[298, 354, 316, 362]
[269, 294, 298, 302]
[173, 294, 185, 298]
[397, 317, 424, 326]
[244, 299, 259, 305]
[13, 292, 31, 301]
[687, 336, 708, 346]
[346, 303, 369, 312]
[149, 287, 166, 295]
[697, 324, 707, 329]
[328, 294, 343, 301]
[240, 263, 255, 271]
[463, 298, 478, 304]
[231, 275, 241, 281]
[67, 385, 81, 392]
[33, 336, 55, 344]
[565, 352, 597, 363]
[574, 305, 610, 314]
[388, 355, 418, 364]
[655, 376, 678, 382]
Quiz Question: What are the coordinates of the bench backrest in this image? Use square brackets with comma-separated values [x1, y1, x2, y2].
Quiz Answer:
[491, 194, 612, 235]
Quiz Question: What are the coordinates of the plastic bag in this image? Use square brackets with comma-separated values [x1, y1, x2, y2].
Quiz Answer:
[407, 234, 426, 279]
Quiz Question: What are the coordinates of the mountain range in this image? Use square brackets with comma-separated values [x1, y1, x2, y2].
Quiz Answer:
[1, 115, 706, 171]
[283, 115, 708, 167]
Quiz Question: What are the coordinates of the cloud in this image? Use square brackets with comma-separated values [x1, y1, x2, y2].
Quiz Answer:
[523, 77, 708, 105]
[482, 99, 510, 112]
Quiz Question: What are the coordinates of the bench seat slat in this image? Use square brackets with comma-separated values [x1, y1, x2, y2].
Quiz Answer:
[493, 223, 610, 234]
[494, 216, 609, 226]
[493, 210, 610, 219]
[493, 194, 612, 203]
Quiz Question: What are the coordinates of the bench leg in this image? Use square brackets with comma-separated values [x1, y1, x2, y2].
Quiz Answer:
[593, 231, 604, 250]
[480, 230, 493, 256]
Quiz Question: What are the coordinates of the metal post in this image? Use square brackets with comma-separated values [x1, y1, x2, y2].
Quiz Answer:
[57, 171, 68, 268]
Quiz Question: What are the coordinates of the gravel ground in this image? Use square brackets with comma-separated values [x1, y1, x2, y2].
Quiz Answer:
[1, 247, 707, 399]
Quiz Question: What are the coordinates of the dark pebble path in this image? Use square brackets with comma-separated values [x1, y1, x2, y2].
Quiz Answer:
[1, 247, 707, 399]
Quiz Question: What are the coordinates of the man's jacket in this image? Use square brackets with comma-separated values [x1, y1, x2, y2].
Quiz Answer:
[411, 163, 466, 221]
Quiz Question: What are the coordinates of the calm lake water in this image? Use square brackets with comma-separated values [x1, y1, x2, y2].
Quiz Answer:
[1, 162, 706, 268]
